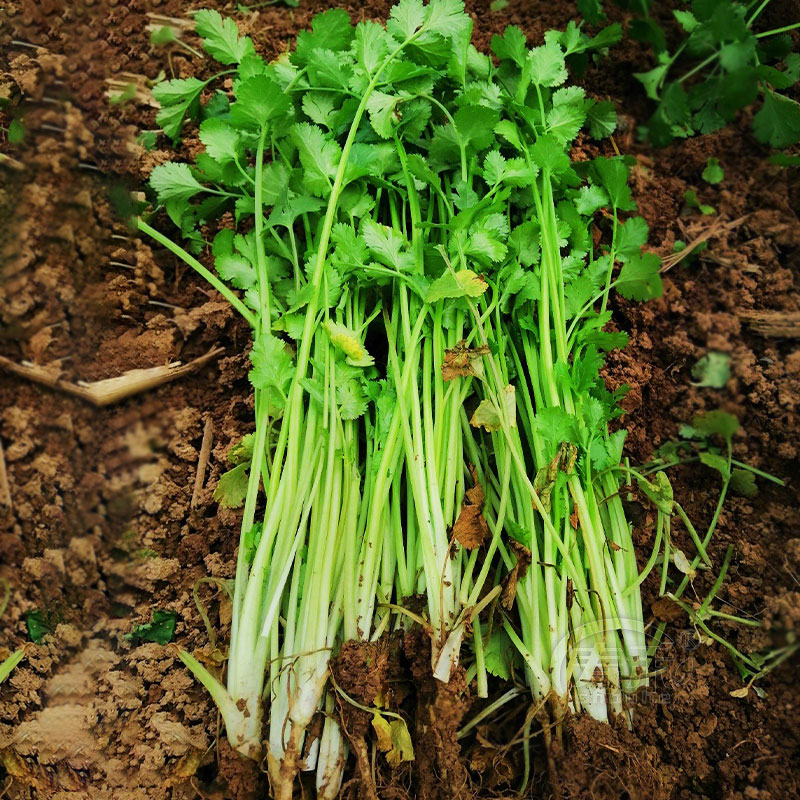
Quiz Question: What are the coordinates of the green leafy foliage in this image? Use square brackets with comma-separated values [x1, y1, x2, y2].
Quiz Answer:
[691, 352, 730, 388]
[702, 157, 725, 184]
[137, 2, 670, 766]
[26, 609, 56, 643]
[583, 0, 800, 148]
[214, 463, 250, 508]
[127, 609, 178, 644]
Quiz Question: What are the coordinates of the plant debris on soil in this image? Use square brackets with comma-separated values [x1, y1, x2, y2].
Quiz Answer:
[1, 1, 799, 799]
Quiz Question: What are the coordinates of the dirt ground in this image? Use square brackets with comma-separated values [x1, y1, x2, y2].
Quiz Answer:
[1, 0, 799, 798]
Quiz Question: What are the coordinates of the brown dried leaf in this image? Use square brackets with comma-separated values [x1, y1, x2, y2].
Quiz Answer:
[453, 504, 489, 550]
[169, 747, 205, 781]
[501, 540, 532, 609]
[442, 340, 490, 381]
[465, 465, 485, 508]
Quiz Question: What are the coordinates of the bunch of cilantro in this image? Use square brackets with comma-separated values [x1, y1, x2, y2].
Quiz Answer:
[137, 1, 676, 794]
[579, 0, 800, 148]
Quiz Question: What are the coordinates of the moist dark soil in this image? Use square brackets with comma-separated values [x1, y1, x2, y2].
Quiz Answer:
[1, 1, 799, 799]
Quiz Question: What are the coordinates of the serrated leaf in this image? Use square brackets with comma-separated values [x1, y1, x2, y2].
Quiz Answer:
[153, 77, 205, 139]
[337, 380, 368, 420]
[128, 609, 178, 644]
[730, 468, 757, 498]
[483, 628, 514, 680]
[195, 10, 254, 64]
[691, 352, 730, 388]
[366, 91, 400, 138]
[214, 462, 249, 508]
[753, 91, 800, 149]
[527, 41, 567, 87]
[615, 216, 649, 261]
[294, 8, 353, 66]
[150, 162, 205, 203]
[530, 134, 570, 174]
[575, 184, 608, 216]
[362, 219, 414, 271]
[592, 156, 636, 210]
[230, 75, 292, 130]
[616, 252, 662, 301]
[249, 333, 294, 399]
[292, 123, 342, 196]
[215, 253, 256, 290]
[547, 101, 587, 144]
[354, 20, 391, 77]
[699, 451, 731, 481]
[425, 270, 488, 302]
[494, 119, 523, 151]
[199, 118, 239, 163]
[388, 0, 426, 41]
[674, 9, 698, 32]
[470, 385, 516, 432]
[587, 100, 617, 138]
[301, 92, 337, 128]
[491, 25, 527, 66]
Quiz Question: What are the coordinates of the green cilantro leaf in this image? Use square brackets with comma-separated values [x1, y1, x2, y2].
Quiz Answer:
[152, 77, 205, 139]
[591, 156, 636, 210]
[753, 91, 800, 149]
[491, 25, 527, 67]
[362, 219, 415, 271]
[615, 217, 649, 261]
[587, 100, 617, 138]
[128, 609, 178, 644]
[292, 123, 342, 196]
[366, 91, 400, 138]
[527, 41, 567, 87]
[216, 253, 256, 290]
[199, 118, 240, 163]
[730, 468, 757, 498]
[337, 380, 369, 420]
[195, 9, 255, 64]
[249, 333, 294, 399]
[575, 184, 608, 216]
[214, 462, 250, 508]
[150, 162, 205, 203]
[616, 251, 663, 301]
[294, 8, 354, 66]
[691, 352, 730, 388]
[230, 75, 292, 130]
[482, 627, 516, 680]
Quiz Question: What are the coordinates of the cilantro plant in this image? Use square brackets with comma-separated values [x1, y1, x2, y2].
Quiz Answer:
[579, 0, 800, 147]
[138, 1, 696, 794]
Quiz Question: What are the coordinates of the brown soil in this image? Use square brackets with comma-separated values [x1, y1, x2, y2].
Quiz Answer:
[1, 1, 799, 799]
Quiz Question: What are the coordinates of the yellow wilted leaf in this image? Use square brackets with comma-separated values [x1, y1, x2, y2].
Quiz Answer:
[324, 321, 374, 367]
[455, 269, 488, 297]
[469, 385, 516, 432]
[372, 713, 414, 767]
